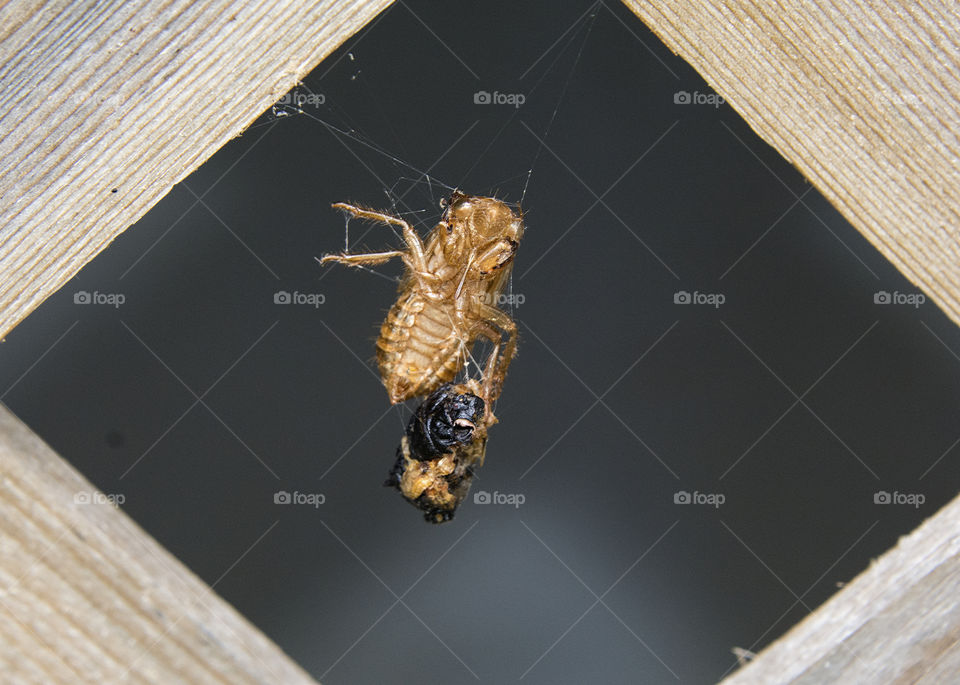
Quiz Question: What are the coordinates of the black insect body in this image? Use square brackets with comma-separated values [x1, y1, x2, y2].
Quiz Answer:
[386, 383, 490, 523]
[407, 384, 485, 460]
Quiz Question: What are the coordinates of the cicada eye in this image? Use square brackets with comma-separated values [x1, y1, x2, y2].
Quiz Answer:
[447, 191, 473, 214]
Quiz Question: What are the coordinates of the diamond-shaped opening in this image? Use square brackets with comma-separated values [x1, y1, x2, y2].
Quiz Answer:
[3, 2, 959, 683]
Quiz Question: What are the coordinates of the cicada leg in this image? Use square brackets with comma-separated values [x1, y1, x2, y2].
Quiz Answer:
[472, 305, 518, 409]
[317, 250, 405, 267]
[331, 203, 429, 274]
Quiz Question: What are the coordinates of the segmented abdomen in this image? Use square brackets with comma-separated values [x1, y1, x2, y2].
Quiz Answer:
[376, 292, 465, 403]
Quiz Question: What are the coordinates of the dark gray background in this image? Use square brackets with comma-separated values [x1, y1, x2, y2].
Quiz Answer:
[3, 2, 958, 683]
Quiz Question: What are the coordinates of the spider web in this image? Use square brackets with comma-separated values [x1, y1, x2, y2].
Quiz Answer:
[249, 5, 600, 420]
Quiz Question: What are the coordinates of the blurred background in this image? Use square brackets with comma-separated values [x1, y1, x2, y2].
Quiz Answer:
[2, 1, 958, 683]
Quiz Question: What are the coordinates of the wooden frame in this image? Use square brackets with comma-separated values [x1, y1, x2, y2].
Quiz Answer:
[1, 0, 958, 681]
[623, 1, 960, 682]
[0, 405, 318, 683]
[0, 0, 389, 681]
[0, 0, 390, 340]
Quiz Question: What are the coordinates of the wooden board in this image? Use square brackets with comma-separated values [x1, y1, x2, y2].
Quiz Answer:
[0, 0, 391, 339]
[0, 0, 391, 680]
[0, 402, 319, 683]
[622, 1, 960, 681]
[721, 491, 960, 684]
[625, 0, 960, 327]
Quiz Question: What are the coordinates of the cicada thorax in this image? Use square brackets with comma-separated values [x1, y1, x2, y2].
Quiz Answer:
[326, 191, 522, 406]
[375, 222, 500, 404]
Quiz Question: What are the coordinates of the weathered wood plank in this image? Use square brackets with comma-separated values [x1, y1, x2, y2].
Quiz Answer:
[622, 1, 960, 681]
[0, 402, 319, 683]
[625, 0, 960, 326]
[720, 492, 960, 684]
[0, 0, 392, 339]
[0, 1, 390, 680]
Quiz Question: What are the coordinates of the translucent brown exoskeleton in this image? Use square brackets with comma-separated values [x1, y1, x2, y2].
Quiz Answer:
[320, 190, 523, 405]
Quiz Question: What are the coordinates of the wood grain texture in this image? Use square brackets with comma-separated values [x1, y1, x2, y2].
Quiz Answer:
[719, 492, 960, 684]
[624, 0, 960, 325]
[621, 2, 960, 680]
[0, 0, 391, 339]
[0, 403, 318, 683]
